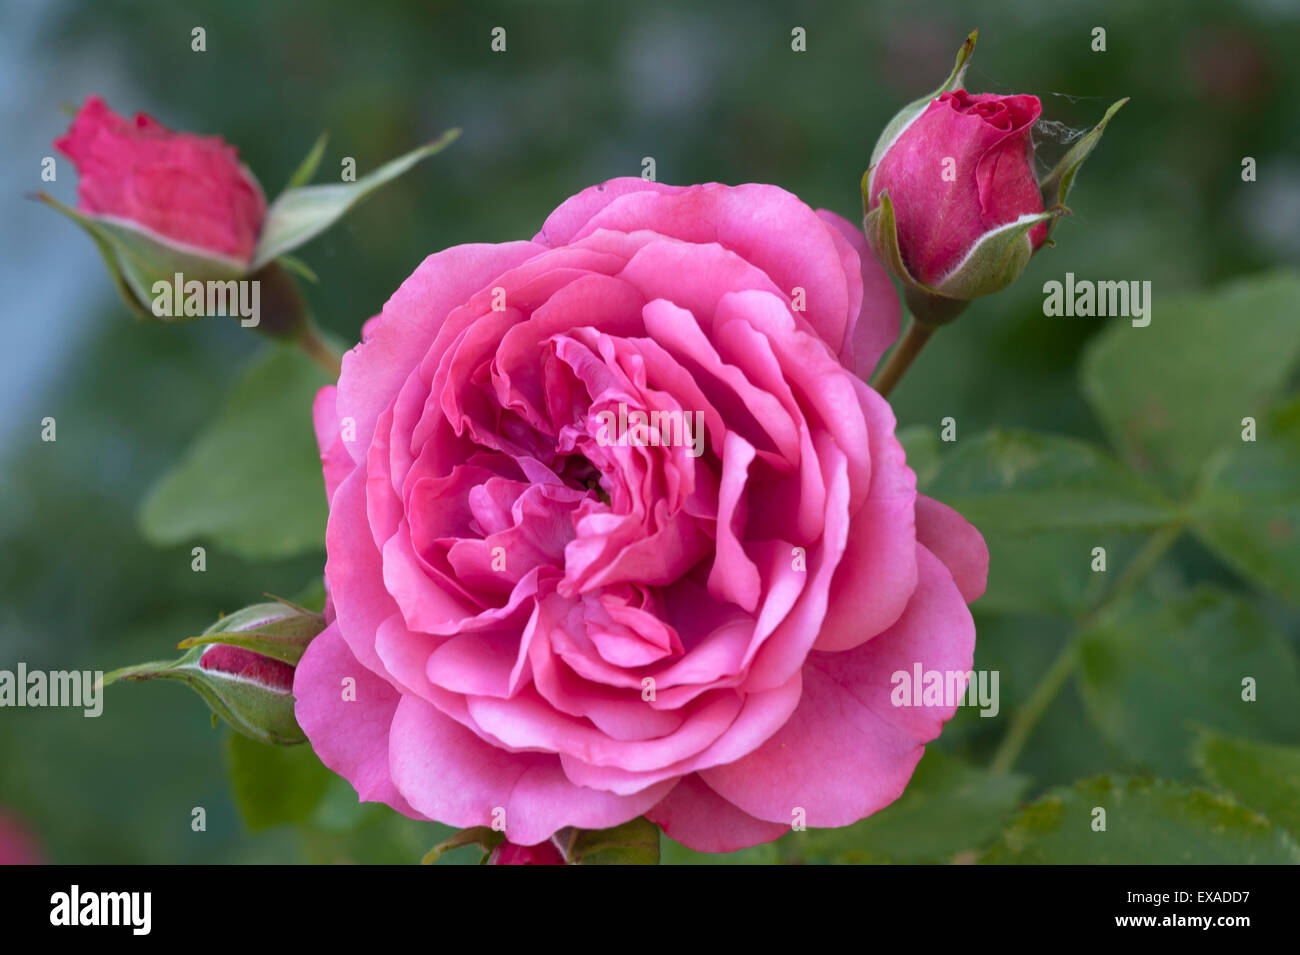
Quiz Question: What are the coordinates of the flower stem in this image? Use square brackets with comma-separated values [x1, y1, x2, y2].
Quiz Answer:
[988, 522, 1186, 774]
[871, 319, 934, 398]
[300, 326, 342, 378]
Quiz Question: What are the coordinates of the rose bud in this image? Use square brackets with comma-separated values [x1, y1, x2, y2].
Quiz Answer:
[862, 30, 1125, 325]
[55, 95, 266, 265]
[101, 599, 324, 745]
[487, 841, 567, 865]
[38, 95, 458, 343]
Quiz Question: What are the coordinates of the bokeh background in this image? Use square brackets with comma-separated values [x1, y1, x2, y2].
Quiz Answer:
[2, 0, 1298, 863]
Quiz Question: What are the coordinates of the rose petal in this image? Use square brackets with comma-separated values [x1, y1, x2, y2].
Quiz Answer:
[700, 545, 974, 828]
[293, 623, 426, 818]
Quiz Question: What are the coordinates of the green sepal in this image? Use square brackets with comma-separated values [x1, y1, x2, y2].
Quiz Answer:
[284, 131, 329, 192]
[251, 128, 460, 270]
[1039, 97, 1128, 242]
[35, 191, 245, 317]
[421, 827, 504, 865]
[99, 599, 321, 745]
[554, 817, 661, 865]
[931, 209, 1062, 300]
[174, 600, 324, 665]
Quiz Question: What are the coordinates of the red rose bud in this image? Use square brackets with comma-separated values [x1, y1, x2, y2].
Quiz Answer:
[487, 840, 567, 865]
[100, 599, 325, 745]
[56, 95, 266, 264]
[38, 96, 458, 342]
[862, 31, 1125, 324]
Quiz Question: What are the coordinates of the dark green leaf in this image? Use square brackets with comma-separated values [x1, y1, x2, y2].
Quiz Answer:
[981, 775, 1300, 863]
[1081, 271, 1300, 494]
[923, 429, 1178, 533]
[225, 730, 333, 831]
[791, 749, 1029, 863]
[1194, 729, 1300, 842]
[138, 346, 331, 560]
[1191, 397, 1300, 605]
[1077, 588, 1300, 777]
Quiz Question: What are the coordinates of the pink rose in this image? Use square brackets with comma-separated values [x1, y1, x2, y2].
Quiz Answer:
[295, 178, 987, 852]
[54, 95, 266, 264]
[866, 89, 1046, 286]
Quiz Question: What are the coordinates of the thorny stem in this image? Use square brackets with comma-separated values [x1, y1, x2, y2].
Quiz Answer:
[988, 521, 1187, 775]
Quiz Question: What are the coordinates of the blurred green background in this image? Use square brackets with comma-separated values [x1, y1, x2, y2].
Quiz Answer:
[2, 0, 1298, 863]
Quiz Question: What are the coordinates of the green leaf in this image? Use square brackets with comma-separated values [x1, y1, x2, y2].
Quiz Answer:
[1190, 397, 1300, 605]
[923, 429, 1178, 533]
[1081, 271, 1300, 494]
[959, 530, 1145, 615]
[1194, 729, 1300, 841]
[284, 131, 329, 192]
[1077, 588, 1300, 777]
[791, 750, 1029, 863]
[1038, 97, 1128, 243]
[251, 129, 460, 270]
[981, 775, 1300, 864]
[139, 345, 331, 560]
[225, 730, 333, 831]
[558, 818, 660, 865]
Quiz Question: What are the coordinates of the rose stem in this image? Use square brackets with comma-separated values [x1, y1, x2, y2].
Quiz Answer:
[871, 319, 934, 398]
[300, 326, 343, 378]
[988, 522, 1186, 774]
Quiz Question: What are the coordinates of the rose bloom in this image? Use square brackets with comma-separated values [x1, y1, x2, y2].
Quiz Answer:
[867, 89, 1046, 286]
[297, 178, 987, 852]
[54, 95, 266, 265]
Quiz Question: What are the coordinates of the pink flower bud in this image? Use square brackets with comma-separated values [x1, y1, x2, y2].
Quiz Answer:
[861, 31, 1124, 323]
[199, 645, 296, 693]
[54, 96, 266, 265]
[487, 840, 567, 865]
[102, 600, 324, 745]
[866, 89, 1047, 286]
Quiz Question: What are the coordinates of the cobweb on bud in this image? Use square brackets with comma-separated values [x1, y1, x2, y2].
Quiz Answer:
[1034, 118, 1090, 145]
